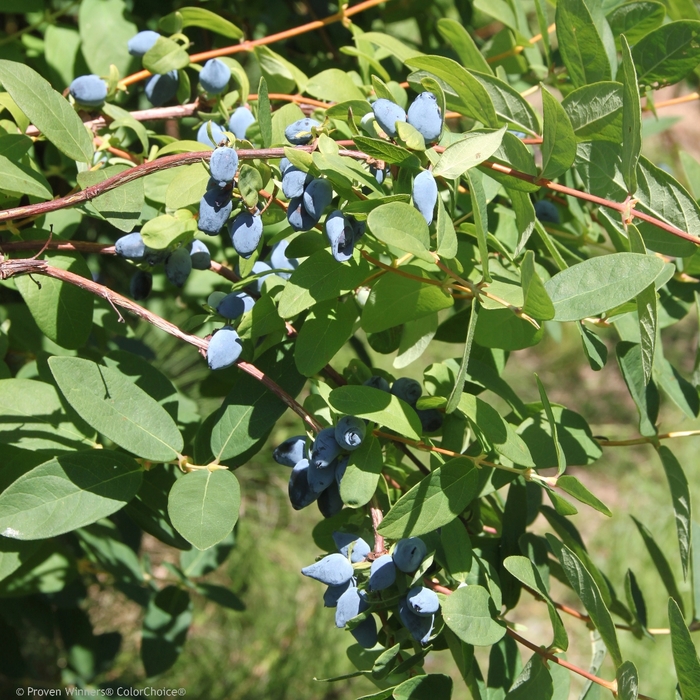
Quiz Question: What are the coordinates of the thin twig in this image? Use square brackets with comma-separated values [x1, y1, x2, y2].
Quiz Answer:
[369, 495, 385, 556]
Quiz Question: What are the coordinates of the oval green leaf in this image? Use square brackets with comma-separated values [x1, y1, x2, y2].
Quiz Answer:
[442, 584, 507, 646]
[367, 202, 432, 261]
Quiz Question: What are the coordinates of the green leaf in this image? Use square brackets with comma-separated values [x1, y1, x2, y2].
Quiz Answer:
[540, 86, 577, 181]
[433, 128, 506, 180]
[466, 169, 490, 282]
[577, 323, 608, 371]
[658, 446, 692, 580]
[165, 163, 210, 211]
[207, 343, 305, 463]
[632, 20, 700, 89]
[78, 0, 136, 77]
[606, 2, 665, 48]
[352, 136, 421, 169]
[669, 598, 700, 700]
[446, 300, 479, 414]
[329, 385, 422, 441]
[620, 37, 641, 195]
[503, 556, 568, 651]
[562, 82, 623, 143]
[0, 61, 93, 163]
[339, 434, 383, 508]
[0, 539, 43, 584]
[544, 253, 665, 322]
[78, 164, 145, 232]
[546, 536, 622, 668]
[0, 378, 95, 452]
[295, 299, 358, 377]
[442, 584, 507, 646]
[458, 393, 534, 466]
[0, 153, 51, 200]
[142, 586, 192, 678]
[238, 164, 263, 209]
[405, 56, 498, 126]
[361, 266, 453, 334]
[168, 469, 241, 550]
[0, 451, 142, 540]
[636, 283, 657, 386]
[505, 654, 553, 699]
[140, 214, 191, 250]
[16, 252, 94, 350]
[436, 196, 458, 260]
[393, 674, 453, 700]
[142, 36, 190, 74]
[377, 458, 480, 538]
[556, 476, 612, 517]
[555, 0, 611, 88]
[616, 341, 659, 437]
[440, 519, 473, 584]
[475, 308, 544, 351]
[305, 68, 365, 102]
[367, 202, 432, 262]
[616, 661, 639, 700]
[49, 356, 184, 462]
[535, 376, 565, 476]
[521, 251, 555, 320]
[437, 19, 493, 74]
[167, 7, 243, 39]
[257, 77, 272, 149]
[278, 251, 369, 319]
[632, 517, 685, 615]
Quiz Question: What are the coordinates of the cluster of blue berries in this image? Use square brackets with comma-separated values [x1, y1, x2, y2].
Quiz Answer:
[300, 533, 440, 648]
[114, 230, 210, 300]
[274, 413, 366, 518]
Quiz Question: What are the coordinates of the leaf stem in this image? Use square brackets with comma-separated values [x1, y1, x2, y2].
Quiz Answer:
[597, 429, 700, 447]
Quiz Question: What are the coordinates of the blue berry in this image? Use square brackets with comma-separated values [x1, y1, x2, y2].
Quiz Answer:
[199, 59, 231, 94]
[302, 178, 333, 219]
[398, 597, 434, 645]
[335, 415, 366, 451]
[407, 92, 442, 143]
[69, 75, 107, 108]
[279, 157, 292, 175]
[164, 246, 192, 287]
[301, 553, 354, 586]
[207, 326, 243, 370]
[269, 240, 299, 280]
[534, 199, 560, 224]
[370, 165, 390, 185]
[412, 170, 438, 226]
[325, 210, 355, 263]
[364, 376, 390, 392]
[393, 537, 427, 573]
[310, 426, 342, 470]
[188, 239, 211, 270]
[391, 377, 422, 406]
[308, 457, 338, 494]
[323, 579, 355, 608]
[247, 260, 273, 294]
[417, 408, 443, 433]
[210, 146, 238, 186]
[217, 291, 255, 319]
[229, 211, 264, 258]
[406, 586, 440, 617]
[288, 459, 319, 510]
[228, 106, 256, 140]
[287, 196, 316, 231]
[130, 270, 152, 300]
[144, 71, 178, 107]
[369, 554, 396, 591]
[332, 533, 371, 563]
[335, 586, 367, 628]
[115, 232, 146, 260]
[197, 121, 227, 147]
[128, 30, 160, 57]
[351, 615, 378, 648]
[273, 436, 307, 467]
[285, 117, 320, 145]
[360, 112, 377, 136]
[335, 456, 348, 486]
[372, 98, 406, 138]
[198, 184, 233, 235]
[318, 480, 344, 518]
[282, 167, 312, 199]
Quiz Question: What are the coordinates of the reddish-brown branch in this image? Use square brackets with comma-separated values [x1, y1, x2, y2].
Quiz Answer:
[0, 257, 321, 433]
[120, 0, 388, 87]
[370, 496, 385, 556]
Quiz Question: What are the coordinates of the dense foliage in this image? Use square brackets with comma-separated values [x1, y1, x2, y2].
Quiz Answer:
[2, 0, 700, 697]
